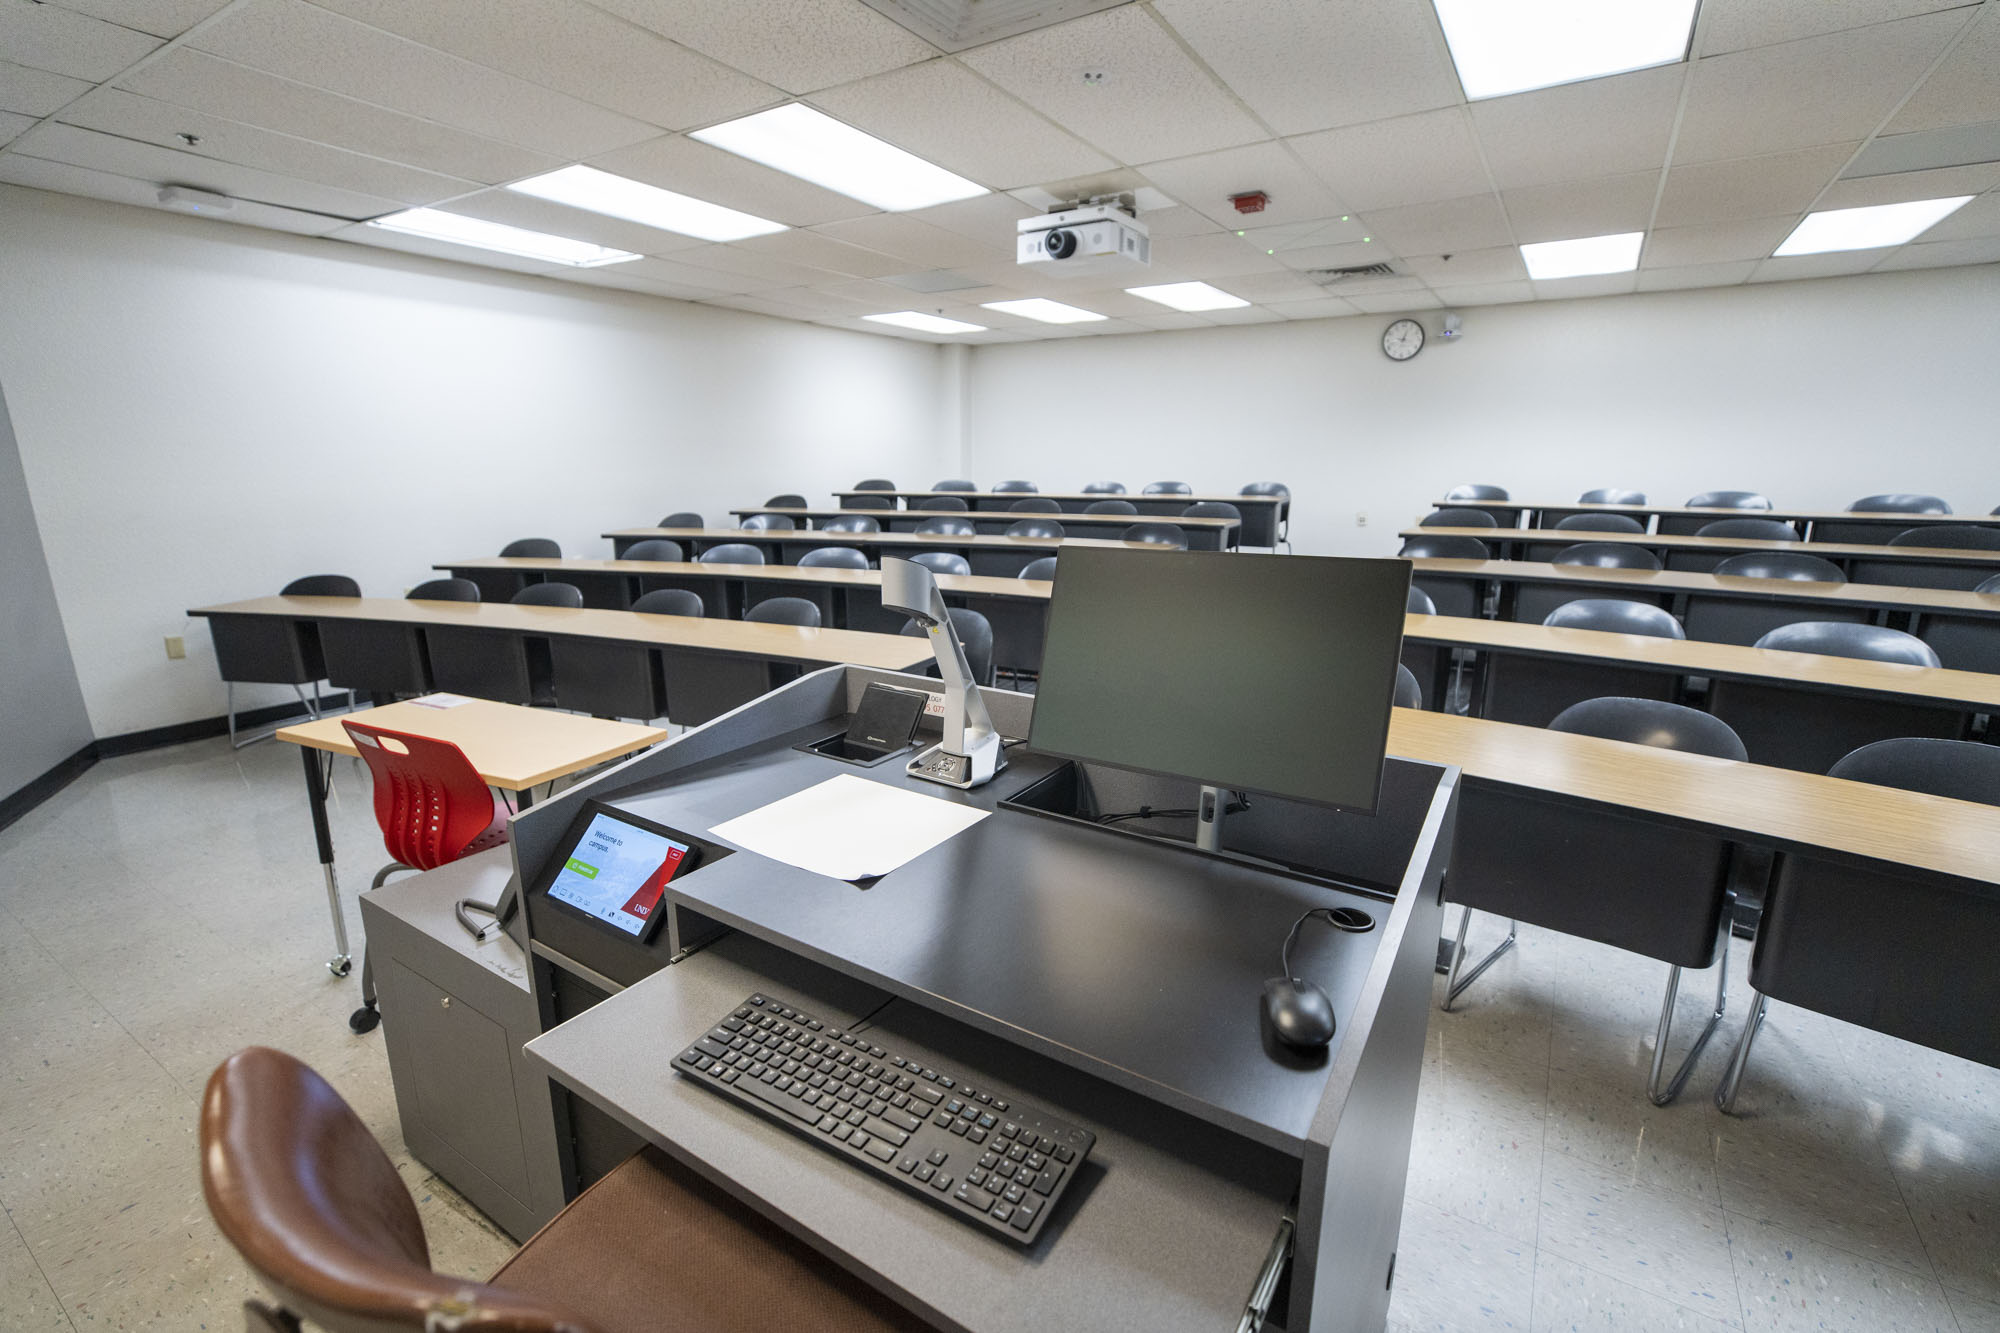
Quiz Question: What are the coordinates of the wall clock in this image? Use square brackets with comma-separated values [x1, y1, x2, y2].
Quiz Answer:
[1382, 318, 1425, 362]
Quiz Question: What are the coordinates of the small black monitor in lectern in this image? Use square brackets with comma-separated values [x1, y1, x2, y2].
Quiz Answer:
[1027, 548, 1410, 822]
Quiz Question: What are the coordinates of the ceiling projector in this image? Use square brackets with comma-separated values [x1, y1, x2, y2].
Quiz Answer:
[1017, 201, 1150, 276]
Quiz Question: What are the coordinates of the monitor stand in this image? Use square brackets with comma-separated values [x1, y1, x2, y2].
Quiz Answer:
[1195, 785, 1229, 853]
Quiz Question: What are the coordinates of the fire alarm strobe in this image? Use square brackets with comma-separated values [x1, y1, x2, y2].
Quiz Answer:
[1018, 201, 1151, 276]
[1230, 191, 1269, 214]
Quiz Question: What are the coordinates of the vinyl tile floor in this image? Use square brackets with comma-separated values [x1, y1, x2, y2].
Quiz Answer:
[1, 736, 1996, 1332]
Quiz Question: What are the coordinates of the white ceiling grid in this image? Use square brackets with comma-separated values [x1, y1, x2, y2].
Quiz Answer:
[0, 0, 1992, 342]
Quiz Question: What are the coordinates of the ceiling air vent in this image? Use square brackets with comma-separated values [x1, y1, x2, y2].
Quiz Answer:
[1308, 263, 1398, 283]
[856, 0, 1131, 51]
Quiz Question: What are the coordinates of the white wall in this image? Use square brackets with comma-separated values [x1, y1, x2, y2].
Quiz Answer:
[966, 265, 2000, 556]
[0, 185, 953, 739]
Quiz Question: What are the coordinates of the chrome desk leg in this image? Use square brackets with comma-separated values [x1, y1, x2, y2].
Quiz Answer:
[1716, 991, 1769, 1114]
[300, 746, 351, 977]
[1441, 907, 1516, 1012]
[1647, 917, 1731, 1106]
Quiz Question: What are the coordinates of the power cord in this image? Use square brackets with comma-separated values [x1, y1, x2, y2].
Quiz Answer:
[1278, 906, 1375, 979]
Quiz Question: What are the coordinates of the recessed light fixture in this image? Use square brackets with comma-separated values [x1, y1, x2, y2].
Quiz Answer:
[1773, 196, 1973, 256]
[1125, 281, 1251, 312]
[692, 104, 986, 212]
[864, 311, 987, 333]
[1432, 0, 1699, 100]
[1520, 231, 1643, 280]
[980, 298, 1107, 324]
[506, 165, 785, 242]
[366, 208, 640, 267]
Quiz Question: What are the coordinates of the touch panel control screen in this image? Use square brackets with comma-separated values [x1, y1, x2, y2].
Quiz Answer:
[546, 812, 692, 938]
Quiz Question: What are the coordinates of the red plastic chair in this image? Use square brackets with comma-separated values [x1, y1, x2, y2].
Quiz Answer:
[342, 720, 509, 1033]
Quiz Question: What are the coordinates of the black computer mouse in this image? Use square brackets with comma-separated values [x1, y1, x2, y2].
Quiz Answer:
[1263, 976, 1336, 1049]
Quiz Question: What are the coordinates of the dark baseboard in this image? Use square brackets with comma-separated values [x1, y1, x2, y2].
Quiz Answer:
[1, 691, 358, 831]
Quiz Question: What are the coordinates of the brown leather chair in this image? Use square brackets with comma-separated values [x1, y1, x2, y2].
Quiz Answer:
[201, 1047, 936, 1333]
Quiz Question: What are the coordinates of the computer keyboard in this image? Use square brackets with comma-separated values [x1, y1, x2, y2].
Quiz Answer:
[674, 992, 1094, 1244]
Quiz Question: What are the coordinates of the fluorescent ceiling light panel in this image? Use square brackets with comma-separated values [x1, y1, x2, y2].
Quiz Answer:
[980, 298, 1107, 324]
[1773, 196, 1974, 256]
[366, 208, 639, 267]
[691, 104, 986, 212]
[864, 311, 987, 333]
[1432, 0, 1699, 100]
[1520, 231, 1643, 279]
[506, 165, 785, 242]
[1125, 281, 1251, 312]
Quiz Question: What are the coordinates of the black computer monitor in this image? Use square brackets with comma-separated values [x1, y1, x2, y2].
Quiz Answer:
[1028, 548, 1409, 813]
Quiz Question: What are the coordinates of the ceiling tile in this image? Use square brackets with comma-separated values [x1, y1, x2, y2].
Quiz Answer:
[329, 218, 571, 274]
[426, 188, 718, 256]
[902, 191, 1039, 241]
[0, 58, 94, 116]
[0, 108, 36, 145]
[668, 242, 847, 285]
[1268, 295, 1362, 318]
[191, 0, 658, 158]
[1137, 141, 1348, 232]
[1151, 0, 1460, 136]
[1641, 216, 1797, 266]
[1470, 66, 1683, 190]
[587, 134, 877, 226]
[1130, 202, 1224, 237]
[812, 212, 1006, 268]
[1697, 0, 1972, 56]
[1287, 108, 1489, 212]
[1502, 170, 1659, 243]
[0, 0, 162, 81]
[1344, 290, 1443, 313]
[1401, 246, 1528, 284]
[1530, 272, 1639, 299]
[587, 0, 937, 94]
[1141, 229, 1287, 279]
[1846, 119, 2000, 177]
[11, 121, 405, 217]
[1269, 238, 1388, 272]
[733, 227, 906, 277]
[1220, 269, 1338, 303]
[307, 0, 782, 131]
[1126, 311, 1216, 331]
[1360, 192, 1512, 254]
[695, 292, 830, 320]
[1654, 143, 1858, 226]
[595, 254, 767, 292]
[737, 283, 885, 315]
[1888, 6, 2000, 133]
[1870, 233, 2000, 268]
[1751, 249, 1888, 281]
[1636, 260, 1760, 290]
[958, 6, 1266, 165]
[1673, 12, 1965, 163]
[1430, 280, 1534, 305]
[45, 0, 231, 37]
[56, 88, 479, 205]
[1202, 305, 1286, 324]
[1305, 272, 1425, 295]
[809, 58, 1113, 190]
[1819, 162, 2000, 208]
[1920, 189, 2000, 241]
[555, 265, 735, 301]
[119, 48, 559, 183]
[0, 150, 355, 232]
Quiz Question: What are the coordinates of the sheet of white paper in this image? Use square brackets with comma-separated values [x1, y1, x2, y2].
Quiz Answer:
[409, 693, 473, 709]
[708, 774, 988, 882]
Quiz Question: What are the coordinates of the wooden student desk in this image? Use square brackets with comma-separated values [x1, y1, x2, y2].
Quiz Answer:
[835, 489, 1290, 545]
[1431, 498, 2000, 542]
[601, 525, 1143, 576]
[276, 698, 664, 978]
[729, 505, 1243, 550]
[1404, 526, 2000, 588]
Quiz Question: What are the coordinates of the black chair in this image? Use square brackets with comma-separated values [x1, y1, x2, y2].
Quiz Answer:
[512, 583, 582, 608]
[918, 496, 969, 511]
[1511, 543, 1663, 625]
[992, 480, 1038, 493]
[621, 539, 685, 563]
[1716, 738, 2000, 1114]
[911, 551, 971, 577]
[1009, 497, 1062, 512]
[1481, 599, 1685, 727]
[1143, 481, 1192, 495]
[1912, 570, 2000, 672]
[1526, 512, 1646, 559]
[1401, 586, 1443, 712]
[633, 589, 703, 616]
[500, 538, 561, 559]
[1695, 517, 1800, 541]
[933, 479, 978, 492]
[1661, 490, 1772, 535]
[1709, 623, 1959, 771]
[660, 511, 703, 529]
[1084, 499, 1138, 515]
[1124, 523, 1188, 549]
[699, 543, 765, 565]
[854, 478, 897, 491]
[326, 579, 472, 708]
[1444, 698, 1748, 1104]
[821, 516, 881, 534]
[1407, 587, 1434, 614]
[1399, 535, 1490, 619]
[798, 547, 870, 569]
[1399, 535, 1488, 559]
[1445, 484, 1508, 501]
[408, 578, 479, 602]
[284, 574, 361, 598]
[1006, 519, 1064, 539]
[1848, 493, 1950, 514]
[237, 577, 355, 737]
[1239, 481, 1292, 546]
[846, 495, 895, 510]
[1393, 665, 1422, 709]
[1880, 524, 2000, 554]
[766, 493, 807, 509]
[741, 513, 796, 531]
[745, 597, 821, 627]
[1579, 488, 1645, 505]
[902, 608, 994, 687]
[914, 516, 974, 536]
[1711, 552, 1844, 581]
[428, 583, 579, 707]
[1420, 507, 1500, 529]
[1183, 501, 1241, 522]
[1020, 557, 1058, 580]
[548, 572, 672, 717]
[1082, 481, 1127, 494]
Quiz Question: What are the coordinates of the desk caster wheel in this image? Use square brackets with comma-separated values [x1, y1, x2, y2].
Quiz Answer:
[328, 956, 352, 978]
[349, 1004, 380, 1034]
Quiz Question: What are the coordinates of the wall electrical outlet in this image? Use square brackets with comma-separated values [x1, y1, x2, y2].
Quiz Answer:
[1356, 512, 1368, 527]
[164, 635, 186, 660]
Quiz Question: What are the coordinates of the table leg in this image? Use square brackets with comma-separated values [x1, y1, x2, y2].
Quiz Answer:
[300, 745, 352, 977]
